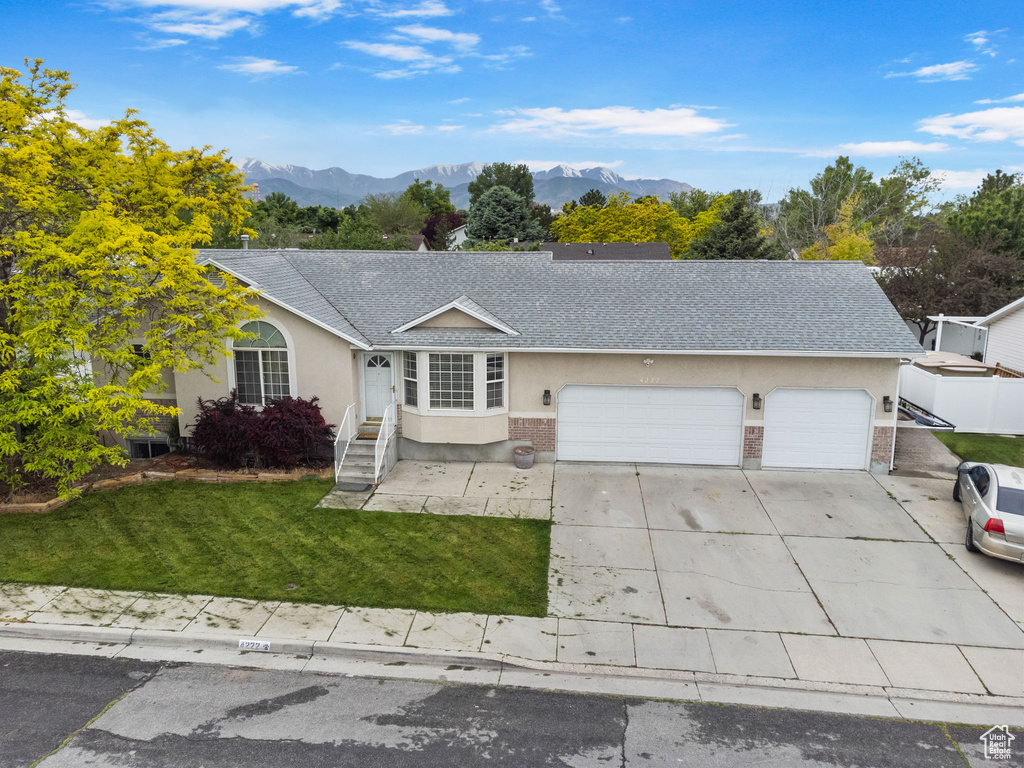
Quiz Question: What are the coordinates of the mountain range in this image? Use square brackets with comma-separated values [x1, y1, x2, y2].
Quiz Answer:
[235, 159, 692, 210]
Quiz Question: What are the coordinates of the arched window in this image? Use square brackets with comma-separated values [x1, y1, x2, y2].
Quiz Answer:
[233, 321, 291, 405]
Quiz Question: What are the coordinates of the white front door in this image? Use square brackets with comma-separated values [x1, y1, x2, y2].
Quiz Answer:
[363, 354, 393, 419]
[761, 388, 873, 470]
[556, 385, 744, 465]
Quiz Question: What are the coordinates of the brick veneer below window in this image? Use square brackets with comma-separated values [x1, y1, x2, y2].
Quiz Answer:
[509, 417, 556, 452]
[742, 425, 764, 459]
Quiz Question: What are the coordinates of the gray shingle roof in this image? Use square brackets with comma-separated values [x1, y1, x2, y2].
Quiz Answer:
[518, 242, 672, 260]
[200, 250, 924, 356]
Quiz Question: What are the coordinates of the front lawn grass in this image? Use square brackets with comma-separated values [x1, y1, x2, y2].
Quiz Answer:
[933, 431, 1024, 467]
[0, 480, 550, 617]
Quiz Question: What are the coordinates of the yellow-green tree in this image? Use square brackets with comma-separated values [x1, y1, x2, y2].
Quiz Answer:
[551, 192, 724, 258]
[0, 60, 259, 496]
[800, 193, 875, 263]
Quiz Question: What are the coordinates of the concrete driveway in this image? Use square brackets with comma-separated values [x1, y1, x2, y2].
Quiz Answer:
[549, 464, 1023, 651]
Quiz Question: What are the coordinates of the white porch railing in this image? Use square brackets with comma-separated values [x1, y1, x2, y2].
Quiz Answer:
[374, 398, 398, 484]
[334, 404, 357, 482]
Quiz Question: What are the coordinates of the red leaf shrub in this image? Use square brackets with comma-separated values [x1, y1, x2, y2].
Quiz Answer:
[189, 391, 260, 469]
[189, 393, 335, 470]
[251, 396, 335, 468]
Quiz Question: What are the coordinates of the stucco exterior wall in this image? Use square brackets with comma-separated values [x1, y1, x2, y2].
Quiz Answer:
[174, 297, 358, 436]
[507, 353, 901, 422]
[417, 309, 493, 329]
[401, 411, 508, 444]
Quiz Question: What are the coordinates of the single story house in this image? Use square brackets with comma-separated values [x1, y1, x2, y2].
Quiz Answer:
[976, 295, 1024, 375]
[142, 251, 923, 477]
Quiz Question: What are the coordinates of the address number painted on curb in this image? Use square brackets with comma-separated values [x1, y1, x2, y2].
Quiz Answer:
[238, 639, 272, 652]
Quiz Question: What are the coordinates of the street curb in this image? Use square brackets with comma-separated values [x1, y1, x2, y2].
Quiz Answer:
[2, 621, 1022, 728]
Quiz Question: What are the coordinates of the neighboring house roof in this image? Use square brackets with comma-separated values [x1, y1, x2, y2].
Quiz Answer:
[516, 242, 671, 260]
[198, 250, 924, 357]
[976, 294, 1024, 327]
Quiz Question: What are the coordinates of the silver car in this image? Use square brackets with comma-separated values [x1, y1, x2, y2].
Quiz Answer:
[954, 462, 1024, 564]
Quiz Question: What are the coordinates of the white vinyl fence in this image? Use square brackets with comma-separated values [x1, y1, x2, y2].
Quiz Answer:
[900, 364, 1024, 435]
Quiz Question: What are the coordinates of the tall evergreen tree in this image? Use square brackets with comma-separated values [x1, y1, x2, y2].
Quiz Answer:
[688, 195, 781, 259]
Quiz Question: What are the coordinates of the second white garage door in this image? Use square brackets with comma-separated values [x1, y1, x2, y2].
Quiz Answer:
[761, 388, 873, 470]
[556, 385, 744, 465]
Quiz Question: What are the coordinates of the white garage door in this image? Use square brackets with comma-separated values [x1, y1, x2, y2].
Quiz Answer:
[557, 386, 743, 465]
[762, 388, 873, 470]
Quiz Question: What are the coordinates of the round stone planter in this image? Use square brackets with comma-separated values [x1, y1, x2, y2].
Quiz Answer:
[513, 445, 536, 469]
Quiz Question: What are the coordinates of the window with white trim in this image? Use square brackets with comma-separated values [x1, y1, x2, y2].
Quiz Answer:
[403, 351, 418, 407]
[486, 353, 504, 408]
[233, 321, 291, 406]
[429, 353, 474, 409]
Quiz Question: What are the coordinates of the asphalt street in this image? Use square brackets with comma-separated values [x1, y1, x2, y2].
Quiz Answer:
[1, 650, 1020, 768]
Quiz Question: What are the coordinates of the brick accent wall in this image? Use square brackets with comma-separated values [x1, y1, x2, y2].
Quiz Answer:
[145, 399, 178, 434]
[871, 425, 894, 465]
[508, 417, 556, 452]
[743, 425, 763, 459]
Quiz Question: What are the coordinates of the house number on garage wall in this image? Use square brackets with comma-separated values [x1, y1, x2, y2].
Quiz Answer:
[640, 377, 661, 384]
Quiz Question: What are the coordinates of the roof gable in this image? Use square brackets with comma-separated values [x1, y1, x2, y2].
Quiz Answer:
[977, 294, 1024, 327]
[392, 295, 519, 335]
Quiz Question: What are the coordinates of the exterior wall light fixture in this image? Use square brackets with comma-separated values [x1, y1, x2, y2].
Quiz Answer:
[883, 395, 893, 413]
[543, 389, 551, 406]
[752, 393, 762, 410]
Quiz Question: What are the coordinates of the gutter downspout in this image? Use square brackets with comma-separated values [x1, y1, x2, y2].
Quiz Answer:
[890, 363, 903, 471]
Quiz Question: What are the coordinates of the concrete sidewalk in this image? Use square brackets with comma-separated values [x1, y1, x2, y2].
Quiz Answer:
[1, 582, 1023, 728]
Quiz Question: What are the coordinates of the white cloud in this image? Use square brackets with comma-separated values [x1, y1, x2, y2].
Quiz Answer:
[521, 15, 535, 21]
[218, 56, 300, 77]
[932, 168, 991, 189]
[965, 29, 1001, 56]
[100, 0, 345, 41]
[436, 124, 463, 131]
[802, 140, 950, 158]
[918, 106, 1024, 145]
[448, 97, 470, 104]
[886, 60, 977, 81]
[372, 0, 454, 18]
[64, 109, 112, 130]
[517, 159, 625, 171]
[134, 36, 189, 49]
[343, 39, 459, 76]
[975, 92, 1024, 104]
[492, 106, 733, 138]
[539, 0, 562, 17]
[477, 45, 531, 68]
[380, 121, 425, 134]
[393, 24, 479, 51]
[146, 11, 252, 38]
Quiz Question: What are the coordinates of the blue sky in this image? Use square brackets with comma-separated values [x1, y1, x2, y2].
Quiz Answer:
[4, 1, 1023, 199]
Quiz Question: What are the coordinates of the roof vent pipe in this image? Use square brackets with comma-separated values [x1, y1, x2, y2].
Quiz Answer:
[240, 234, 249, 250]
